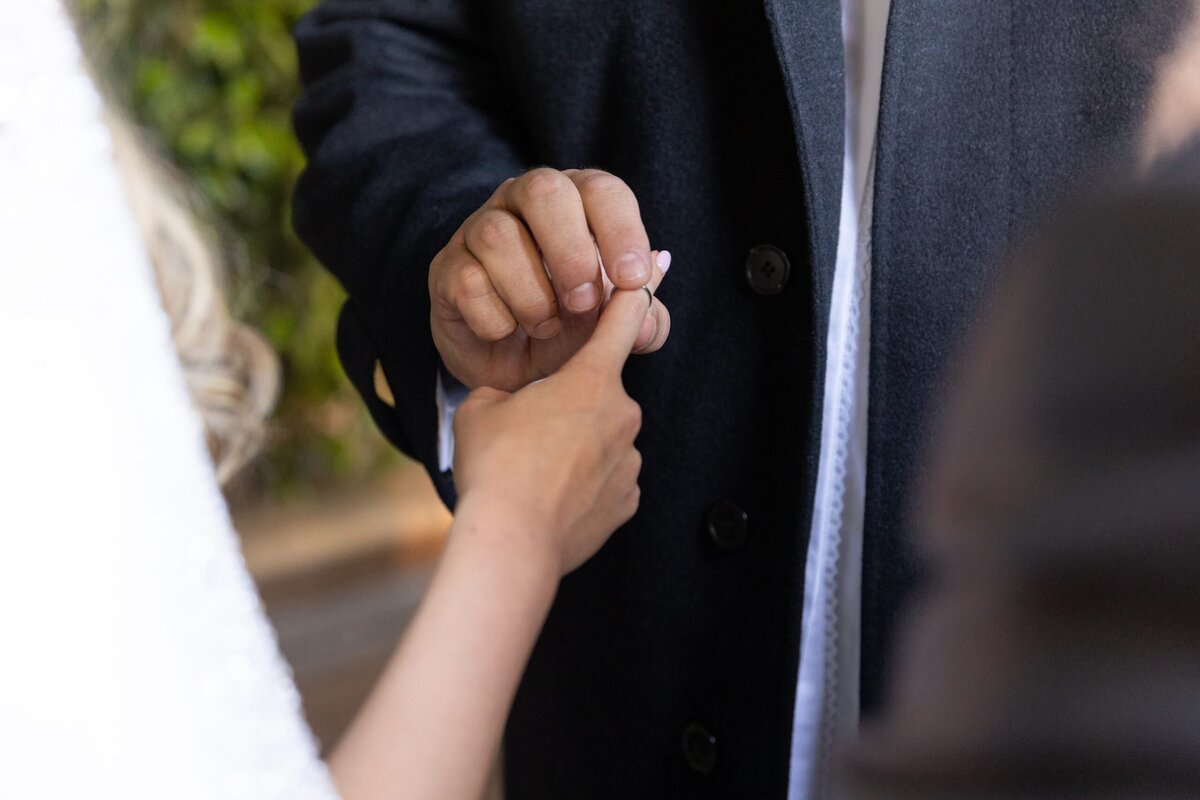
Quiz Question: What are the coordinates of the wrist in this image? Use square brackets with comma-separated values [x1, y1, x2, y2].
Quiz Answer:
[447, 492, 563, 593]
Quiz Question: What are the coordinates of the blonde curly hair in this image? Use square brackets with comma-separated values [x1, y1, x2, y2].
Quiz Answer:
[107, 112, 281, 486]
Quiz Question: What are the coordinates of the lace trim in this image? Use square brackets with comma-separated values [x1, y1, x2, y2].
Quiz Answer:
[812, 149, 876, 796]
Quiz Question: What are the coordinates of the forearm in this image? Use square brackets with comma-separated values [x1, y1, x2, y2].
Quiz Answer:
[328, 496, 559, 800]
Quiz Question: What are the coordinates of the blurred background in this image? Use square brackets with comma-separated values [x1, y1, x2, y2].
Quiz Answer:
[72, 0, 453, 753]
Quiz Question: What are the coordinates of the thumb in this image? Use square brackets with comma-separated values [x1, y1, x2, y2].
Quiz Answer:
[569, 283, 653, 375]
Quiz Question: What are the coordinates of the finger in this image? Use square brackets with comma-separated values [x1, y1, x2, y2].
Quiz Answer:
[613, 396, 643, 443]
[570, 285, 653, 375]
[632, 298, 671, 355]
[623, 448, 643, 487]
[464, 208, 561, 339]
[500, 169, 603, 314]
[444, 255, 519, 342]
[616, 483, 642, 526]
[598, 448, 643, 525]
[631, 250, 672, 353]
[570, 169, 652, 289]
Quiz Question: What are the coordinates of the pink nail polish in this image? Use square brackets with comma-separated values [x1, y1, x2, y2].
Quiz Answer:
[656, 250, 672, 275]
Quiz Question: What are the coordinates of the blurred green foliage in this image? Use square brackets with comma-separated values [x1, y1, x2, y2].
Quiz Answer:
[75, 0, 399, 499]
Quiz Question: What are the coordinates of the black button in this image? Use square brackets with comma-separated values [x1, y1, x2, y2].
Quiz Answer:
[682, 723, 717, 774]
[707, 501, 748, 551]
[745, 244, 791, 295]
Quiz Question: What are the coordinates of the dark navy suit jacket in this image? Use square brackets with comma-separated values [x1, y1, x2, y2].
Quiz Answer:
[291, 3, 1189, 796]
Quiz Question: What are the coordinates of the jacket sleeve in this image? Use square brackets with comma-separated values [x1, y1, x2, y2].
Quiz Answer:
[291, 0, 528, 506]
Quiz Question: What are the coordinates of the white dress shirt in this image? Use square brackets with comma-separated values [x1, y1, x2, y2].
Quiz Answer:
[788, 2, 889, 798]
[435, 4, 891, 797]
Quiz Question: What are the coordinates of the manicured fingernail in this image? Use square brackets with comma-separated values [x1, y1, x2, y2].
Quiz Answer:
[532, 317, 561, 339]
[614, 251, 650, 284]
[656, 250, 672, 275]
[567, 283, 599, 312]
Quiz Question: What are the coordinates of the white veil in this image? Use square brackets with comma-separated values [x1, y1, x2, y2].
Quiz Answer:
[0, 3, 339, 798]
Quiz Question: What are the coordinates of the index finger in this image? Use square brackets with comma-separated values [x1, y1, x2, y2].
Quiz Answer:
[567, 170, 653, 290]
[568, 285, 653, 375]
[498, 170, 603, 313]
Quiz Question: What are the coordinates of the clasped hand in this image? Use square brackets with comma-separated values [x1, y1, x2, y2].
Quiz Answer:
[430, 168, 671, 392]
[437, 169, 670, 576]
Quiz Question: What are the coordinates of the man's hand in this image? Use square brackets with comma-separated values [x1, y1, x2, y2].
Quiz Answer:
[429, 168, 671, 391]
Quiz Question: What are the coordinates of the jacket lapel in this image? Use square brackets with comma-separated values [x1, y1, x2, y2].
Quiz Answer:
[860, 0, 1016, 713]
[761, 0, 845, 316]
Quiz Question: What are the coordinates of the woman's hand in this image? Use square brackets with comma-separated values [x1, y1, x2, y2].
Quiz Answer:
[450, 277, 662, 577]
[329, 276, 668, 800]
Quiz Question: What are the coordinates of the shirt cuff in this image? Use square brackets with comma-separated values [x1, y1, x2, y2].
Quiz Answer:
[435, 366, 468, 473]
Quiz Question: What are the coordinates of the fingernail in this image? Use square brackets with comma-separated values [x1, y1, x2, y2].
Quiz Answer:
[656, 250, 672, 275]
[532, 317, 562, 339]
[614, 251, 651, 284]
[567, 283, 599, 312]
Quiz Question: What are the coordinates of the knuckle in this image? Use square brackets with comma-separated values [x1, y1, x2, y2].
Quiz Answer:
[470, 209, 523, 253]
[428, 244, 460, 298]
[622, 398, 643, 437]
[455, 267, 517, 341]
[455, 261, 496, 302]
[627, 398, 643, 427]
[577, 170, 631, 201]
[428, 247, 447, 280]
[428, 260, 443, 297]
[519, 168, 571, 203]
[624, 486, 642, 517]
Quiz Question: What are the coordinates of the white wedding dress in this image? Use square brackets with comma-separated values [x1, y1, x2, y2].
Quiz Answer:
[0, 3, 340, 798]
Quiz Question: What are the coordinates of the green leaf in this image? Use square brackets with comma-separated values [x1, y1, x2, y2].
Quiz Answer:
[226, 73, 264, 120]
[177, 118, 218, 159]
[190, 12, 245, 71]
